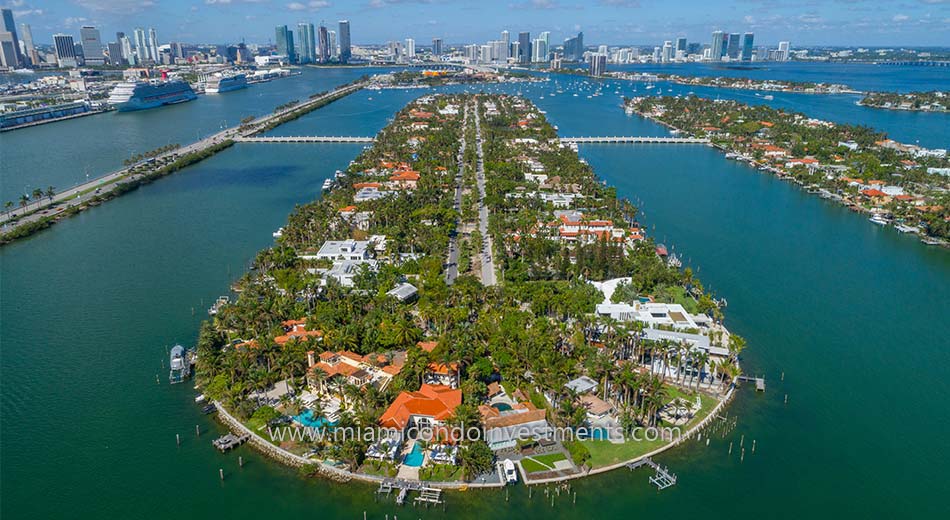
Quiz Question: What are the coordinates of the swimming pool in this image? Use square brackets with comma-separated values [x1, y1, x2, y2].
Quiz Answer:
[491, 403, 512, 412]
[293, 409, 335, 429]
[403, 442, 424, 467]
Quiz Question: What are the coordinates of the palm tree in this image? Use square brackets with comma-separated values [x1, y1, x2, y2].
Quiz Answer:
[18, 195, 29, 208]
[45, 186, 55, 201]
[4, 201, 12, 213]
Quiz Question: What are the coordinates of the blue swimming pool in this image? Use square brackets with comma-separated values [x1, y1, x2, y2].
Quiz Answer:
[403, 442, 424, 467]
[293, 409, 335, 429]
[491, 403, 512, 412]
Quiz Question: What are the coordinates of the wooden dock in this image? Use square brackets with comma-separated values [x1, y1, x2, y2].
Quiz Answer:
[376, 479, 443, 506]
[737, 375, 766, 391]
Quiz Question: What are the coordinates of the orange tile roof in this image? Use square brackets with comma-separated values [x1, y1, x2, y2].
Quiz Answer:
[339, 205, 357, 213]
[378, 384, 462, 429]
[353, 182, 382, 189]
[861, 189, 887, 197]
[427, 362, 458, 375]
[417, 341, 438, 352]
[389, 171, 420, 182]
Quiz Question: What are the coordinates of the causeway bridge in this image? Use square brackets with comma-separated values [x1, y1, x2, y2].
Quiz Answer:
[234, 136, 375, 143]
[560, 136, 710, 144]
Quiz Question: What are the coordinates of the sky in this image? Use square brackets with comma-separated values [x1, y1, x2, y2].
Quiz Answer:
[5, 0, 950, 47]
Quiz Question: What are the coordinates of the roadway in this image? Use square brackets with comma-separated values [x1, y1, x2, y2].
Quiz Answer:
[473, 100, 496, 286]
[1, 81, 366, 232]
[444, 103, 469, 285]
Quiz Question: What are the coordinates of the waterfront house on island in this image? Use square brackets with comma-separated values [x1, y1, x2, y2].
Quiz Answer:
[378, 384, 462, 431]
[274, 319, 323, 346]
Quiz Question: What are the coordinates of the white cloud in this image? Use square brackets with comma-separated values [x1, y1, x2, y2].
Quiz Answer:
[892, 14, 909, 22]
[73, 0, 155, 13]
[288, 0, 329, 10]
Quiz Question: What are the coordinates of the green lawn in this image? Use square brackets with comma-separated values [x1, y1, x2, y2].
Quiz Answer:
[420, 464, 462, 481]
[520, 452, 568, 473]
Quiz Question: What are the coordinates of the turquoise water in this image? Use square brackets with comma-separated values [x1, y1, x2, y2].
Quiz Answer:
[404, 442, 425, 467]
[492, 403, 513, 412]
[1, 64, 949, 518]
[294, 410, 335, 429]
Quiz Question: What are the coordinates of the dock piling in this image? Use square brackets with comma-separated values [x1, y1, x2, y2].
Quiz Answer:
[728, 441, 733, 454]
[239, 456, 244, 467]
[176, 433, 180, 446]
[196, 424, 200, 436]
[752, 440, 756, 454]
[219, 468, 224, 480]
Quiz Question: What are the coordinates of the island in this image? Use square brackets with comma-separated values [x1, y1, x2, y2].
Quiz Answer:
[625, 96, 950, 245]
[195, 93, 746, 489]
[858, 90, 948, 112]
[607, 71, 858, 94]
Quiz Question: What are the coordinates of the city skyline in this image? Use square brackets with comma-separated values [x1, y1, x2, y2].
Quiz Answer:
[5, 0, 950, 47]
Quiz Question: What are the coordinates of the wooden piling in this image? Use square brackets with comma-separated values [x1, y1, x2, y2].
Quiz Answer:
[176, 434, 180, 446]
[239, 456, 244, 467]
[752, 440, 756, 454]
[196, 424, 200, 436]
[728, 441, 733, 454]
[219, 468, 224, 480]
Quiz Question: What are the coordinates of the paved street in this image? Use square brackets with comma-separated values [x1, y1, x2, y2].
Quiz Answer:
[473, 100, 496, 286]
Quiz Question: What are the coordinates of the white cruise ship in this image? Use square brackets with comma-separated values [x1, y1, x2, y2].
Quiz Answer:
[107, 80, 197, 112]
[206, 73, 248, 94]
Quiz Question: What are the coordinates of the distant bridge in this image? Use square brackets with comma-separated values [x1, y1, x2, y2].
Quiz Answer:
[235, 136, 375, 143]
[560, 136, 710, 144]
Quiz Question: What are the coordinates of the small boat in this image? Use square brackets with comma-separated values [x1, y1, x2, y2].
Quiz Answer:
[201, 403, 217, 415]
[763, 95, 774, 100]
[322, 179, 334, 191]
[503, 459, 518, 484]
[894, 223, 919, 234]
[195, 394, 207, 403]
[655, 244, 668, 257]
[921, 236, 942, 246]
[869, 214, 889, 226]
[272, 227, 284, 238]
[169, 344, 191, 384]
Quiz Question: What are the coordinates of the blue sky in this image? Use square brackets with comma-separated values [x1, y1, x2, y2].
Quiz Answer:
[6, 0, 950, 47]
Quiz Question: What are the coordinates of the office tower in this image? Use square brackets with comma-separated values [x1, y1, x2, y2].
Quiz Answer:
[328, 30, 337, 58]
[317, 25, 330, 62]
[741, 32, 754, 61]
[509, 42, 519, 62]
[53, 34, 78, 68]
[778, 41, 790, 61]
[405, 38, 415, 58]
[531, 32, 549, 62]
[576, 31, 584, 59]
[338, 20, 351, 63]
[517, 31, 530, 64]
[133, 28, 148, 62]
[710, 31, 725, 62]
[563, 31, 584, 61]
[589, 53, 606, 76]
[275, 25, 296, 63]
[480, 44, 491, 63]
[148, 28, 159, 62]
[432, 38, 443, 57]
[296, 23, 315, 63]
[676, 37, 687, 53]
[20, 23, 37, 66]
[106, 42, 123, 65]
[652, 46, 661, 62]
[0, 32, 16, 68]
[726, 32, 740, 59]
[500, 30, 510, 59]
[661, 41, 673, 63]
[79, 26, 105, 65]
[1, 8, 21, 67]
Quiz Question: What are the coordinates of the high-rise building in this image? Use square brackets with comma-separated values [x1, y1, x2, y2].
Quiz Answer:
[317, 25, 330, 63]
[20, 23, 37, 66]
[148, 28, 159, 63]
[405, 38, 415, 58]
[710, 31, 725, 62]
[120, 35, 135, 65]
[517, 31, 530, 64]
[328, 30, 337, 58]
[1, 8, 21, 68]
[563, 31, 584, 61]
[80, 26, 105, 65]
[432, 38, 443, 57]
[338, 20, 351, 64]
[107, 42, 124, 65]
[297, 23, 315, 63]
[676, 37, 687, 54]
[464, 44, 478, 62]
[275, 25, 296, 63]
[480, 44, 492, 64]
[589, 53, 606, 77]
[509, 42, 519, 62]
[133, 28, 149, 62]
[778, 41, 790, 61]
[500, 30, 510, 59]
[0, 32, 16, 69]
[741, 33, 754, 61]
[727, 33, 740, 59]
[661, 41, 673, 63]
[531, 32, 549, 63]
[53, 33, 78, 68]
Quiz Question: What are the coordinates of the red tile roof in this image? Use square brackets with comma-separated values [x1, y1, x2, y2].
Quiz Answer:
[378, 384, 462, 429]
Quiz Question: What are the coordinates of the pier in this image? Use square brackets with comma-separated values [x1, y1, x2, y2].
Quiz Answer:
[626, 457, 678, 490]
[737, 375, 766, 391]
[234, 136, 376, 143]
[212, 433, 249, 452]
[376, 479, 444, 505]
[560, 136, 710, 144]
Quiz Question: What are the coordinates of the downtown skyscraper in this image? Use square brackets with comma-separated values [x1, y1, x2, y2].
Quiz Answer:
[297, 22, 316, 63]
[0, 8, 22, 68]
[80, 25, 105, 65]
[338, 20, 351, 63]
[275, 25, 296, 63]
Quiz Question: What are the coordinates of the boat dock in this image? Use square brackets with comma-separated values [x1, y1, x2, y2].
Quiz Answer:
[376, 479, 443, 505]
[212, 433, 249, 452]
[626, 457, 678, 490]
[737, 375, 766, 391]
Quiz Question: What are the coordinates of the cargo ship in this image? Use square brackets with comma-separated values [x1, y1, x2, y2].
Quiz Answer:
[107, 79, 197, 112]
[206, 73, 248, 94]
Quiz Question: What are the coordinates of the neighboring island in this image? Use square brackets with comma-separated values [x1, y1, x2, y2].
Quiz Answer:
[196, 93, 744, 487]
[607, 72, 859, 94]
[625, 96, 950, 244]
[859, 91, 948, 112]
